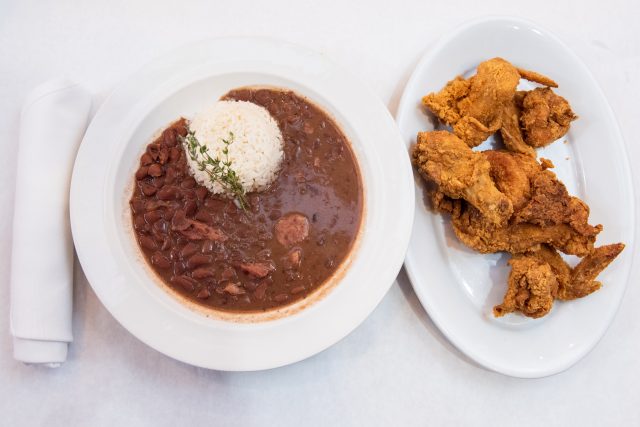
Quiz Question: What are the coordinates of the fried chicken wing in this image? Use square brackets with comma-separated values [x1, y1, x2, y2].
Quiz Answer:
[494, 243, 625, 317]
[494, 254, 558, 318]
[515, 67, 558, 88]
[413, 131, 513, 225]
[520, 87, 577, 147]
[559, 243, 625, 300]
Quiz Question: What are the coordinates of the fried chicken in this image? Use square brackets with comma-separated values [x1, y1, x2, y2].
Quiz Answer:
[423, 58, 521, 148]
[451, 205, 598, 256]
[422, 58, 575, 155]
[560, 243, 626, 300]
[422, 58, 566, 153]
[494, 253, 558, 318]
[519, 88, 577, 147]
[413, 131, 513, 225]
[494, 244, 625, 318]
[483, 150, 540, 210]
[414, 58, 621, 319]
[448, 150, 601, 256]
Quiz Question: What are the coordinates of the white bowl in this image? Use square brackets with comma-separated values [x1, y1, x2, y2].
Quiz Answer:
[70, 38, 414, 370]
[397, 16, 636, 378]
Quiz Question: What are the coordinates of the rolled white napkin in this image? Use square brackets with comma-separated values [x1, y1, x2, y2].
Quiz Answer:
[10, 79, 91, 367]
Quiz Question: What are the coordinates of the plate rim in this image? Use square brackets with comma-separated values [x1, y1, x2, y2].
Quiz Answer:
[397, 15, 637, 378]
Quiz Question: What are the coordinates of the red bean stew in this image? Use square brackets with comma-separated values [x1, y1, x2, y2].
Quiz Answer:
[130, 87, 363, 312]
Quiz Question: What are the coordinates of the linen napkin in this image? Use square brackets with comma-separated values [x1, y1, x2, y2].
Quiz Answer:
[10, 79, 91, 367]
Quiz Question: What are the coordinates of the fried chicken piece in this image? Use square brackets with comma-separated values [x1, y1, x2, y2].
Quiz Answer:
[559, 243, 626, 300]
[413, 131, 513, 225]
[513, 170, 601, 237]
[423, 58, 521, 147]
[451, 151, 601, 256]
[451, 205, 598, 256]
[483, 150, 540, 210]
[520, 88, 577, 147]
[423, 58, 561, 151]
[494, 254, 558, 318]
[494, 243, 625, 318]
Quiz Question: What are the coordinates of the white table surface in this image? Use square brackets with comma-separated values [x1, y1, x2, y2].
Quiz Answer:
[1, 1, 639, 425]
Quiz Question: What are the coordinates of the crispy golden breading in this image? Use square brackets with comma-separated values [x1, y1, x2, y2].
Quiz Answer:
[422, 58, 521, 148]
[422, 58, 568, 155]
[413, 131, 513, 225]
[515, 67, 558, 88]
[494, 255, 558, 318]
[513, 170, 601, 238]
[483, 150, 539, 210]
[520, 88, 577, 148]
[494, 244, 625, 317]
[451, 205, 598, 256]
[559, 243, 626, 300]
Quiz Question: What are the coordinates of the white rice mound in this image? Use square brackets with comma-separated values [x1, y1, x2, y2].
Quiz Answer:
[186, 100, 284, 195]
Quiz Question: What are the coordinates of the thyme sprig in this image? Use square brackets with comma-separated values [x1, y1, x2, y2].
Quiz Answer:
[182, 128, 248, 210]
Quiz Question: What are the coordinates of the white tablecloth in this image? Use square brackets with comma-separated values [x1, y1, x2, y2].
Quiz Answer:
[1, 1, 639, 425]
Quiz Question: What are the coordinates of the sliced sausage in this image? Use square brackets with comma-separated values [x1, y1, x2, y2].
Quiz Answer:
[274, 213, 309, 247]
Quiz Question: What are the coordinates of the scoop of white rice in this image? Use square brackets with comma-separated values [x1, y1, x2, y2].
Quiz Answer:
[186, 100, 284, 196]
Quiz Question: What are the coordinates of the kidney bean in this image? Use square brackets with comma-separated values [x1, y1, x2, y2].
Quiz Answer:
[173, 261, 186, 276]
[181, 177, 197, 189]
[164, 167, 176, 184]
[147, 144, 161, 161]
[157, 185, 178, 200]
[201, 240, 215, 254]
[195, 187, 209, 201]
[169, 147, 181, 162]
[192, 268, 215, 280]
[148, 164, 163, 177]
[138, 235, 156, 250]
[244, 281, 258, 292]
[220, 267, 237, 281]
[162, 128, 178, 147]
[253, 284, 267, 300]
[130, 199, 145, 214]
[153, 219, 169, 234]
[158, 147, 169, 164]
[133, 215, 146, 232]
[184, 199, 197, 217]
[151, 252, 171, 269]
[194, 210, 211, 224]
[291, 285, 306, 294]
[196, 288, 210, 299]
[187, 254, 213, 269]
[179, 242, 200, 259]
[151, 176, 165, 188]
[143, 210, 163, 225]
[274, 294, 289, 303]
[135, 166, 149, 180]
[171, 275, 196, 292]
[140, 153, 153, 166]
[140, 182, 157, 196]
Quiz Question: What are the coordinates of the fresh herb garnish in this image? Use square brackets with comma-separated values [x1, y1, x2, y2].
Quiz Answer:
[182, 128, 248, 210]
